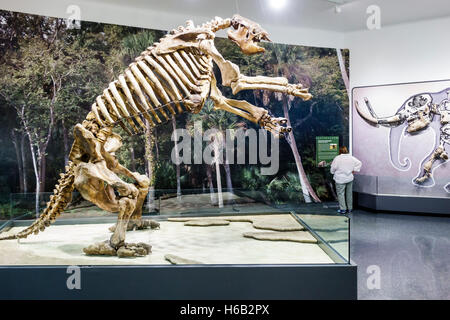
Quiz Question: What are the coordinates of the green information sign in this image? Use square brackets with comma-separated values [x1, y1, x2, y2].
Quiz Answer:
[316, 136, 339, 167]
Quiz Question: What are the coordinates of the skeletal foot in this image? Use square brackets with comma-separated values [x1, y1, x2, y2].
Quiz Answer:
[117, 242, 151, 257]
[414, 177, 427, 185]
[287, 84, 312, 101]
[83, 240, 151, 257]
[413, 174, 433, 186]
[129, 219, 160, 231]
[259, 113, 291, 138]
[109, 219, 160, 232]
[83, 240, 116, 256]
[414, 176, 434, 187]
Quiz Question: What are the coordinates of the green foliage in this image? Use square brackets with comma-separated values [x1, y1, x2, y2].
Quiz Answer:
[0, 201, 30, 220]
[266, 172, 304, 204]
[187, 99, 243, 133]
[308, 172, 330, 199]
[0, 203, 10, 219]
[240, 166, 270, 191]
[122, 30, 155, 58]
[154, 160, 176, 189]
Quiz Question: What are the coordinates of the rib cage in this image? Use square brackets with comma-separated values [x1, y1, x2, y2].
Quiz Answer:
[91, 47, 213, 135]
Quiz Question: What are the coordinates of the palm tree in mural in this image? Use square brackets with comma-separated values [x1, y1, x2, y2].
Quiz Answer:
[187, 99, 244, 207]
[264, 43, 321, 203]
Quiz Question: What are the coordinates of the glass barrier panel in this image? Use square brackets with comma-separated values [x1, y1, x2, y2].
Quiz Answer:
[294, 212, 349, 262]
[1, 189, 349, 265]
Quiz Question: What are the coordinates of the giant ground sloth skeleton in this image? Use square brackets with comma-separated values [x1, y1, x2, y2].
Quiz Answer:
[0, 15, 312, 257]
[355, 88, 450, 191]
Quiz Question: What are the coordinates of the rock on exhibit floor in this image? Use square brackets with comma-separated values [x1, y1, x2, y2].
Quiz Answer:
[0, 214, 334, 265]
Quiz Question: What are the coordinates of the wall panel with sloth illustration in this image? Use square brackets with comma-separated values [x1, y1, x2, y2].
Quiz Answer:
[352, 80, 450, 199]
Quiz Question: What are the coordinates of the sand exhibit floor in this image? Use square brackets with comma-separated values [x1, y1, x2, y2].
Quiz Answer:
[0, 214, 334, 265]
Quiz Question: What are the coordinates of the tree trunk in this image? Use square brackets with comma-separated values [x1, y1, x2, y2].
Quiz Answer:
[171, 116, 181, 197]
[214, 139, 223, 208]
[145, 120, 156, 212]
[17, 105, 43, 217]
[282, 96, 321, 203]
[336, 48, 349, 96]
[62, 119, 69, 167]
[39, 152, 46, 192]
[223, 133, 233, 194]
[39, 77, 55, 194]
[34, 170, 40, 218]
[154, 127, 160, 161]
[20, 133, 27, 193]
[25, 131, 40, 218]
[11, 130, 24, 193]
[223, 162, 233, 193]
[129, 146, 136, 172]
[206, 164, 216, 204]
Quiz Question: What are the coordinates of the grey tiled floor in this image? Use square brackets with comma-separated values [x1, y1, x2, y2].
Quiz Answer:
[350, 210, 450, 300]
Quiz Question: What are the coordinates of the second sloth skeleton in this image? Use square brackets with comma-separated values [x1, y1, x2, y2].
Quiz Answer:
[0, 15, 312, 257]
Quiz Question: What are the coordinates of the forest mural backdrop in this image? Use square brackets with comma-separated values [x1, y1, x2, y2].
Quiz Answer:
[0, 10, 349, 217]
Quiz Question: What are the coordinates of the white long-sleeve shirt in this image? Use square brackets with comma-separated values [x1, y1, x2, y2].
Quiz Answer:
[330, 154, 362, 184]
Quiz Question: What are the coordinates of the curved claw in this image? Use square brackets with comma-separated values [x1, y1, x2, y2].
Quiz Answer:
[271, 117, 288, 125]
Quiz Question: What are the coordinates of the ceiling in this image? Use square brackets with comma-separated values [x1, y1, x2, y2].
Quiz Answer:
[86, 0, 450, 32]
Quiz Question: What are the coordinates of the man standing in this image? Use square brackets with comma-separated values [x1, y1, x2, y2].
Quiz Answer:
[330, 146, 362, 214]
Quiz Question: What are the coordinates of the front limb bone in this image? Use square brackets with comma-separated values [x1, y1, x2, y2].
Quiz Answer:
[231, 75, 313, 101]
[108, 166, 160, 232]
[75, 161, 151, 257]
[210, 76, 291, 137]
[200, 39, 312, 101]
[104, 148, 159, 231]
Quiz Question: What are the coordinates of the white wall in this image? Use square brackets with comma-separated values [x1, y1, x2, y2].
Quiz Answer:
[2, 0, 447, 83]
[0, 0, 345, 48]
[344, 16, 450, 152]
[345, 16, 450, 89]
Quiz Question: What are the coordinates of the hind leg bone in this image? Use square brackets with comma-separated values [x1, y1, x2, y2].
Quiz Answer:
[71, 125, 152, 257]
[74, 161, 151, 257]
[107, 163, 160, 232]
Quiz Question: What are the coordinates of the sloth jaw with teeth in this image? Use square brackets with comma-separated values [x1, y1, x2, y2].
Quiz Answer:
[227, 14, 271, 55]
